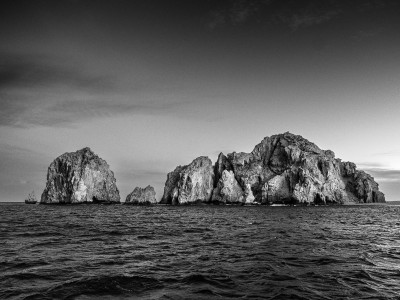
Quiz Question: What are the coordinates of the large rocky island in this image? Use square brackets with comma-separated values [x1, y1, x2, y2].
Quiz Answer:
[41, 147, 120, 204]
[160, 132, 385, 205]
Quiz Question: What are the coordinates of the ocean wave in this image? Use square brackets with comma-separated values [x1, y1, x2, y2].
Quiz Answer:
[2, 204, 400, 299]
[24, 275, 163, 299]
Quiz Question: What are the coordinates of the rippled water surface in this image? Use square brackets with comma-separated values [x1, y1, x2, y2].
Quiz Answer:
[1, 203, 400, 299]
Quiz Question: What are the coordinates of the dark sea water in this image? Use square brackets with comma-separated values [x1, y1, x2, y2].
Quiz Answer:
[1, 203, 400, 300]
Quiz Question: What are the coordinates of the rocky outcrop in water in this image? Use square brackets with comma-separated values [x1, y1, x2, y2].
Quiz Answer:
[41, 147, 120, 204]
[161, 132, 385, 205]
[125, 185, 156, 205]
[160, 157, 214, 205]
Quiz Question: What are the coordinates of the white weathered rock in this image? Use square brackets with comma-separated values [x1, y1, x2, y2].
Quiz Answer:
[212, 170, 244, 203]
[41, 147, 120, 204]
[161, 156, 214, 204]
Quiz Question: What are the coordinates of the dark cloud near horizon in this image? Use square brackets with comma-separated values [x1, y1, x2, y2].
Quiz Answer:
[0, 53, 114, 92]
[360, 167, 400, 183]
[357, 162, 385, 168]
[0, 94, 184, 128]
[0, 52, 187, 127]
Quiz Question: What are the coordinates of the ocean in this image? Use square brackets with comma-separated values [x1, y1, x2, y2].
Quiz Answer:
[1, 203, 400, 299]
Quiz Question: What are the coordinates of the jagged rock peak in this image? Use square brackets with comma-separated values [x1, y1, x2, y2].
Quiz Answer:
[214, 152, 233, 187]
[160, 156, 214, 205]
[252, 132, 324, 158]
[81, 146, 93, 152]
[41, 147, 120, 204]
[125, 185, 156, 205]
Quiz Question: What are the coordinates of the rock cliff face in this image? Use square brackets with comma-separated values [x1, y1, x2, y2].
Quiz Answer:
[41, 147, 120, 204]
[212, 169, 244, 204]
[161, 132, 385, 205]
[160, 157, 214, 204]
[125, 185, 156, 205]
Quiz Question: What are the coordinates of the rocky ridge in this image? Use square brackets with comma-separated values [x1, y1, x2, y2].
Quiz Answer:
[41, 147, 120, 204]
[125, 185, 157, 205]
[159, 157, 214, 204]
[161, 132, 385, 205]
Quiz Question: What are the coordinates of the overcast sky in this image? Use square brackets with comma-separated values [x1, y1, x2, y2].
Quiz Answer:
[1, 0, 399, 202]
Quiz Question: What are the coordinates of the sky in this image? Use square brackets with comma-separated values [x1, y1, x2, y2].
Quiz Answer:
[1, 0, 400, 202]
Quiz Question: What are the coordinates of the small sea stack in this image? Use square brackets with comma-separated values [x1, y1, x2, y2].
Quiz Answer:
[125, 185, 157, 205]
[41, 147, 120, 204]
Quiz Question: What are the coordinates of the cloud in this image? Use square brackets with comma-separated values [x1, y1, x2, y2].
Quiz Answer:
[356, 162, 386, 169]
[357, 0, 398, 12]
[0, 53, 114, 92]
[207, 11, 227, 30]
[355, 162, 400, 183]
[206, 0, 269, 29]
[274, 9, 340, 30]
[229, 0, 267, 24]
[0, 53, 185, 128]
[205, 0, 399, 31]
[373, 150, 400, 156]
[269, 0, 345, 30]
[0, 95, 183, 128]
[359, 167, 400, 183]
[352, 28, 383, 41]
[205, 0, 340, 30]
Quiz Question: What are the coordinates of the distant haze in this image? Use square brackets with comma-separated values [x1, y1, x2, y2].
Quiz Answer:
[1, 0, 399, 201]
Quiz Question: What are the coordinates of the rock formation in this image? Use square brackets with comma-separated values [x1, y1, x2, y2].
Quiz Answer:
[125, 185, 156, 205]
[41, 147, 120, 204]
[160, 156, 214, 204]
[159, 166, 183, 205]
[211, 170, 244, 204]
[160, 132, 385, 205]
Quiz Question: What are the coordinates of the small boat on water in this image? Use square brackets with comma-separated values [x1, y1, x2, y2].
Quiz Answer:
[25, 191, 38, 204]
